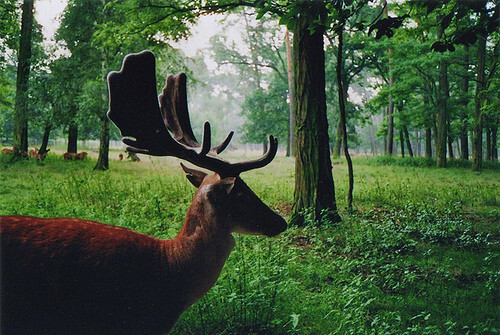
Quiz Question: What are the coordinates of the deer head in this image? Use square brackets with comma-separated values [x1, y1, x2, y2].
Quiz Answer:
[107, 50, 286, 238]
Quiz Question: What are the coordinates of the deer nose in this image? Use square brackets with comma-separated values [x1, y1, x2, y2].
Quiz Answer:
[264, 215, 287, 237]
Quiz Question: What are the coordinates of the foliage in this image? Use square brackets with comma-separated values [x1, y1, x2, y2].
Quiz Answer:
[241, 75, 289, 145]
[1, 155, 498, 333]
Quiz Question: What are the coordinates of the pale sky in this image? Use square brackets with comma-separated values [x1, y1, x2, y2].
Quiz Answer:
[34, 0, 227, 57]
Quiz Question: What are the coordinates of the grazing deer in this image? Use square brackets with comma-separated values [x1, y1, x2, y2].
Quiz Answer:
[0, 51, 287, 335]
[29, 148, 49, 161]
[29, 148, 38, 158]
[63, 151, 76, 160]
[1, 147, 14, 155]
[75, 151, 87, 160]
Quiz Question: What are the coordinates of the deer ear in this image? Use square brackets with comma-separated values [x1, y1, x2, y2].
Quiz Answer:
[180, 163, 207, 188]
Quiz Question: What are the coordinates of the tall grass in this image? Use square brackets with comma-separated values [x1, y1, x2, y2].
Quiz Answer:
[1, 153, 499, 334]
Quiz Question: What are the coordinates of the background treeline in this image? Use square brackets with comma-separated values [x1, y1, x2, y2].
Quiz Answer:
[0, 0, 498, 170]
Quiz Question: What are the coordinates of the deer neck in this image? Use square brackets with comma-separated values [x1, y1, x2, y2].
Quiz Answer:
[160, 201, 235, 309]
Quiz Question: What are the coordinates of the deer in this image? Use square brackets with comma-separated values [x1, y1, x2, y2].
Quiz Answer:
[29, 147, 38, 158]
[1, 147, 15, 155]
[75, 151, 88, 160]
[63, 151, 76, 160]
[0, 50, 287, 335]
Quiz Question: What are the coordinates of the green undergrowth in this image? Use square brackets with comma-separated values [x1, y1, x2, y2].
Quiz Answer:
[1, 154, 499, 334]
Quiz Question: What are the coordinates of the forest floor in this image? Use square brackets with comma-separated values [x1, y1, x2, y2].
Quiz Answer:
[1, 153, 499, 334]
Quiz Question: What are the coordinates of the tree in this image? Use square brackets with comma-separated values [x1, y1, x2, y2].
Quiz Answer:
[410, 0, 499, 169]
[209, 11, 290, 152]
[13, 0, 34, 155]
[286, 2, 340, 224]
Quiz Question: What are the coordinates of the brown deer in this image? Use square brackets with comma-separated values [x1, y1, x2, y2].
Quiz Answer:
[1, 147, 14, 155]
[63, 151, 76, 160]
[0, 51, 286, 335]
[75, 151, 87, 160]
[29, 148, 38, 158]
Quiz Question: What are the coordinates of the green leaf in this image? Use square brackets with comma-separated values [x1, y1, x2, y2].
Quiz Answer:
[290, 313, 300, 329]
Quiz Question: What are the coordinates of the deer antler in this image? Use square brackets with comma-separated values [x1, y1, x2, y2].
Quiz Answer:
[107, 50, 278, 177]
[159, 73, 234, 155]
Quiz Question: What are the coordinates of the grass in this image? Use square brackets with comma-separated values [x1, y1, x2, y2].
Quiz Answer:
[1, 152, 499, 334]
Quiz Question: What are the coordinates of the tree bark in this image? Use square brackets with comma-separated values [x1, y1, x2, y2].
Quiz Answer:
[403, 125, 413, 157]
[460, 45, 469, 160]
[369, 117, 377, 156]
[94, 116, 110, 170]
[67, 123, 78, 153]
[285, 29, 294, 157]
[436, 23, 448, 168]
[485, 122, 491, 160]
[473, 7, 487, 171]
[13, 0, 34, 156]
[447, 123, 454, 159]
[425, 127, 432, 158]
[333, 119, 342, 158]
[336, 24, 354, 213]
[95, 46, 110, 171]
[492, 119, 498, 160]
[399, 129, 405, 158]
[38, 123, 51, 155]
[290, 5, 340, 225]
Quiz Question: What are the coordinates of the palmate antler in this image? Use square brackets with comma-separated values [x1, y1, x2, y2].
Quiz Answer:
[107, 51, 277, 177]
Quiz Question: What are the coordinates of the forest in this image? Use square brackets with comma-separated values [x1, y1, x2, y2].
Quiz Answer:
[1, 0, 499, 334]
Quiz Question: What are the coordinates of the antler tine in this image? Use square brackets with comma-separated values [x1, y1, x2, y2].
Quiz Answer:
[212, 131, 234, 155]
[199, 122, 211, 156]
[230, 135, 278, 175]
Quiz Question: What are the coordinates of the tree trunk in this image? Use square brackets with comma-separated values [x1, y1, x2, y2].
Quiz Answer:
[492, 120, 498, 160]
[399, 129, 405, 158]
[485, 120, 491, 160]
[285, 29, 294, 157]
[369, 117, 377, 156]
[38, 123, 51, 155]
[290, 5, 340, 225]
[94, 116, 110, 170]
[384, 3, 394, 156]
[436, 23, 448, 168]
[425, 127, 432, 158]
[416, 130, 421, 157]
[67, 123, 78, 153]
[333, 119, 342, 158]
[473, 7, 487, 171]
[13, 0, 34, 156]
[448, 126, 454, 159]
[95, 48, 110, 171]
[336, 24, 354, 213]
[460, 45, 469, 160]
[403, 125, 413, 157]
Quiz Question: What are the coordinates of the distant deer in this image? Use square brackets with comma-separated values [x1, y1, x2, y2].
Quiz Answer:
[29, 148, 38, 158]
[63, 151, 76, 160]
[75, 151, 87, 160]
[63, 151, 87, 160]
[29, 148, 48, 161]
[1, 51, 286, 335]
[1, 147, 14, 155]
